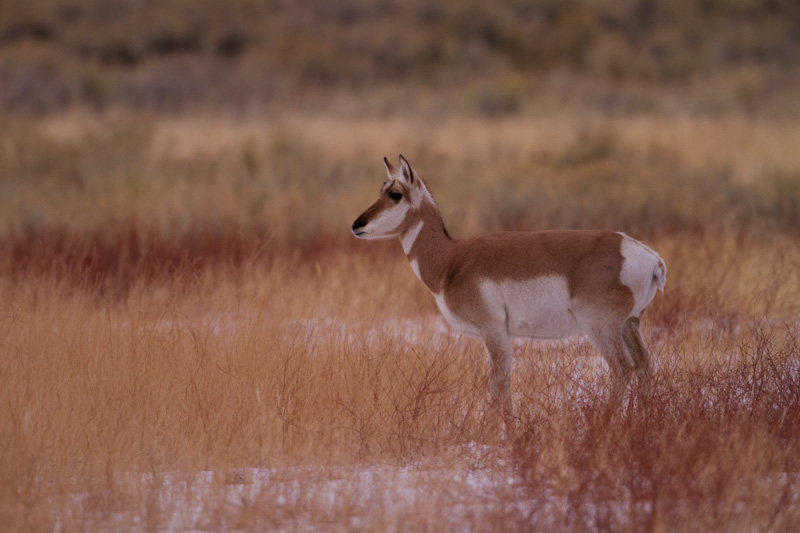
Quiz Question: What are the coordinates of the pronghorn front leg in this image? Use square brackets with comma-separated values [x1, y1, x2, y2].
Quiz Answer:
[482, 329, 514, 426]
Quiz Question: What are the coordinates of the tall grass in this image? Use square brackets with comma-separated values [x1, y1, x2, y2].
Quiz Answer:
[3, 1, 800, 528]
[516, 326, 800, 531]
[1, 109, 800, 529]
[2, 226, 800, 529]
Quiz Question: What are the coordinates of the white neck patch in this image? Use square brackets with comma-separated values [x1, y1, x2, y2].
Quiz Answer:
[400, 220, 424, 255]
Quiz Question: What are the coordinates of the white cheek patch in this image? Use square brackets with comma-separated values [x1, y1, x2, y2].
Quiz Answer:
[363, 203, 407, 237]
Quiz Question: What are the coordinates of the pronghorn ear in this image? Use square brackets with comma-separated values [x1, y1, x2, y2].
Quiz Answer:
[383, 156, 399, 180]
[398, 154, 415, 186]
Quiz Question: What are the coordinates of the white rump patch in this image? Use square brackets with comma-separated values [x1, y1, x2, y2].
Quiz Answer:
[618, 233, 666, 318]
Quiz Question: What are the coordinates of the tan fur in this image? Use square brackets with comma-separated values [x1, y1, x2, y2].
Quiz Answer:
[353, 156, 665, 422]
[434, 231, 634, 328]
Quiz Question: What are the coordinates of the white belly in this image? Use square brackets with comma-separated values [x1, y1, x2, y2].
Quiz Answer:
[481, 277, 579, 339]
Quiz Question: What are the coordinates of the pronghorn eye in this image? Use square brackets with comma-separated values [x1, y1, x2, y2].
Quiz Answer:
[388, 191, 403, 201]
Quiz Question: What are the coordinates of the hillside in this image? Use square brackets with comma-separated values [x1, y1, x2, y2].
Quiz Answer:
[1, 0, 799, 115]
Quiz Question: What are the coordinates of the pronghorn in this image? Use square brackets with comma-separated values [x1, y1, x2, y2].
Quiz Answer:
[352, 155, 666, 417]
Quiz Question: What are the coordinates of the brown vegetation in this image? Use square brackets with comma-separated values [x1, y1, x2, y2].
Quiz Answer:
[2, 112, 799, 530]
[1, 0, 800, 530]
[1, 0, 800, 115]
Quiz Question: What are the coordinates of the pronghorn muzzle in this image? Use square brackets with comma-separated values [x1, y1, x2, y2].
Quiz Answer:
[351, 215, 368, 237]
[351, 200, 390, 238]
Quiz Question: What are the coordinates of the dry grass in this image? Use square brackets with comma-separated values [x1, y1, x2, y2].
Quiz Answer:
[1, 229, 799, 530]
[4, 111, 800, 244]
[3, 2, 800, 529]
[1, 109, 800, 530]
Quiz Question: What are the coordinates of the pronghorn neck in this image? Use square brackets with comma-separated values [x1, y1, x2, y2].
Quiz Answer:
[399, 196, 454, 294]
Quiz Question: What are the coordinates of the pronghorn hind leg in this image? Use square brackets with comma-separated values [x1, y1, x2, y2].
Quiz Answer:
[589, 320, 635, 407]
[482, 329, 515, 433]
[622, 316, 653, 398]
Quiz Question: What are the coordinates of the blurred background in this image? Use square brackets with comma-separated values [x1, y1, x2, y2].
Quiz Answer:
[1, 0, 799, 284]
[2, 0, 799, 115]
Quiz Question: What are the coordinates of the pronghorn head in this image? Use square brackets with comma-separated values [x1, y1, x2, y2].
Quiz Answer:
[352, 155, 426, 240]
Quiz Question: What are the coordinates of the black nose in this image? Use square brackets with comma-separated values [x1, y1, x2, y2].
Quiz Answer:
[352, 217, 366, 235]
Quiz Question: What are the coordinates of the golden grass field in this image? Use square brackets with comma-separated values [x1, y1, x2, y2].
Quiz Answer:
[2, 0, 800, 530]
[1, 109, 800, 531]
